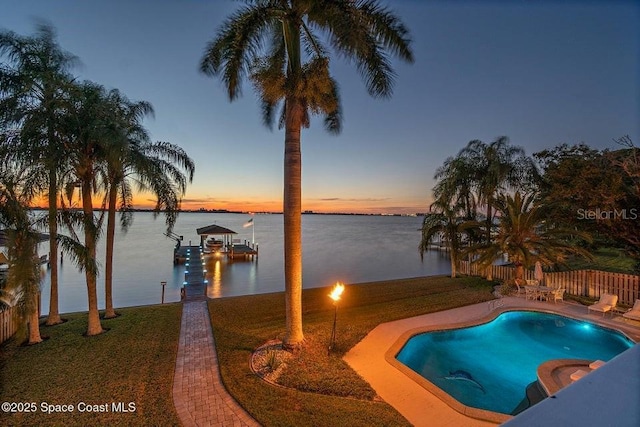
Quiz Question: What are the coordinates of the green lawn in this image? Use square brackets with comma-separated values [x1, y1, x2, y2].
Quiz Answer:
[208, 275, 495, 427]
[0, 304, 182, 427]
[565, 247, 638, 274]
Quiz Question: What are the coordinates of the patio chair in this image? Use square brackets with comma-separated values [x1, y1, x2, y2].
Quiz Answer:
[513, 278, 526, 296]
[549, 288, 565, 304]
[588, 294, 618, 317]
[526, 279, 540, 286]
[622, 299, 640, 322]
[525, 286, 540, 301]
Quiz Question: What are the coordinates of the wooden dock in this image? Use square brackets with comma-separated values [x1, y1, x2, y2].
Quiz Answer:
[180, 246, 207, 301]
[176, 241, 258, 263]
[227, 243, 258, 260]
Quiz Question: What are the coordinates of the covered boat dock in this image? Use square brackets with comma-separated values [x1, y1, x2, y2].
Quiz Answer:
[173, 224, 258, 264]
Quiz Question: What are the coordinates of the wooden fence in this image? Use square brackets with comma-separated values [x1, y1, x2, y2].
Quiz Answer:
[1, 305, 18, 345]
[459, 261, 640, 306]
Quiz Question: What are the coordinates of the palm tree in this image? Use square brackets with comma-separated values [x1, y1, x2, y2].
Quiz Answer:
[101, 90, 194, 318]
[0, 24, 78, 326]
[200, 0, 413, 347]
[62, 81, 112, 336]
[433, 155, 478, 221]
[457, 137, 537, 279]
[468, 192, 592, 281]
[419, 199, 480, 278]
[459, 137, 536, 241]
[0, 163, 45, 344]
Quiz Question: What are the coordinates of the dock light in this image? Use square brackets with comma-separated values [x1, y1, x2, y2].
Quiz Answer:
[328, 282, 345, 354]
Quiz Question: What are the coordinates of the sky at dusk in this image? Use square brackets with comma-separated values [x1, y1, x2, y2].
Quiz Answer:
[1, 0, 638, 215]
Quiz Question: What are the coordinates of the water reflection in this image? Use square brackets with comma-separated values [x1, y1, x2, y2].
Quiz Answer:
[208, 259, 222, 298]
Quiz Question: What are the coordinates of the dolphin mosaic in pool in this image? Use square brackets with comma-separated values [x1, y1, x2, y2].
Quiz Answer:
[443, 370, 486, 394]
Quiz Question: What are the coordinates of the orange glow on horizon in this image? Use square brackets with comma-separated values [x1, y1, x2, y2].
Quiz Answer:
[31, 193, 425, 216]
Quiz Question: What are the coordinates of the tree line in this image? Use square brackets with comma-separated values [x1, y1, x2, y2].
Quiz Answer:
[0, 25, 195, 344]
[420, 135, 640, 282]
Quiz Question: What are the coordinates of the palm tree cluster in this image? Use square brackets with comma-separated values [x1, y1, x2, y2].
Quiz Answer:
[201, 0, 413, 347]
[0, 24, 194, 342]
[421, 136, 591, 281]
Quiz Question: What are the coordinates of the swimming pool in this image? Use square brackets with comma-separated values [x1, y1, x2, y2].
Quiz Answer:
[395, 311, 634, 415]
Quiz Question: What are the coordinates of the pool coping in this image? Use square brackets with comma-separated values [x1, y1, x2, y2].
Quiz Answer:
[536, 358, 592, 396]
[344, 297, 640, 427]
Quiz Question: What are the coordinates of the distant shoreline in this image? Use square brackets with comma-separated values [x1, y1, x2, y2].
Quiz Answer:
[29, 207, 424, 217]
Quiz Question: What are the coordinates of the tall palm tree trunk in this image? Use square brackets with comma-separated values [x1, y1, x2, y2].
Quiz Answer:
[283, 99, 304, 347]
[485, 203, 493, 280]
[514, 263, 524, 281]
[450, 253, 457, 279]
[103, 183, 118, 319]
[28, 292, 43, 344]
[46, 169, 62, 325]
[82, 182, 104, 336]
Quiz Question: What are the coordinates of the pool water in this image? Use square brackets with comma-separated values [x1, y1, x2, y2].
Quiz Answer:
[395, 311, 634, 415]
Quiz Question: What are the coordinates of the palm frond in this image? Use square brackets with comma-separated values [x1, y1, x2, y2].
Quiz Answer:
[200, 2, 283, 100]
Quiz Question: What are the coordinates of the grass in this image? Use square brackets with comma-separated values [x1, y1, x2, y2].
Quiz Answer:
[565, 247, 638, 274]
[0, 304, 182, 427]
[208, 275, 496, 427]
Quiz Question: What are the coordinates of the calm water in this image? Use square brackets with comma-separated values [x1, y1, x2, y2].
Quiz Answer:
[37, 212, 450, 314]
[396, 311, 634, 415]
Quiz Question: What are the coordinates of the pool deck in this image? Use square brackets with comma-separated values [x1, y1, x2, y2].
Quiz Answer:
[343, 296, 640, 427]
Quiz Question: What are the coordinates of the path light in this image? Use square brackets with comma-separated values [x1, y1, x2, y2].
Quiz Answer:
[328, 282, 345, 354]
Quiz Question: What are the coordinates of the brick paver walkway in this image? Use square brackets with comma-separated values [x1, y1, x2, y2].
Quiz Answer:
[173, 300, 260, 427]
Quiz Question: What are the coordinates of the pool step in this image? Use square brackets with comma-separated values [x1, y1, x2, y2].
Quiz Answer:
[511, 381, 547, 415]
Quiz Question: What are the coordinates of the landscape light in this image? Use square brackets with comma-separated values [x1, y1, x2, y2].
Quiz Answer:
[328, 282, 345, 354]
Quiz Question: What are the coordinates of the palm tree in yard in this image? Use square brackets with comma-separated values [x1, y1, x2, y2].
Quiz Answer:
[459, 137, 536, 242]
[101, 90, 194, 318]
[201, 0, 413, 347]
[419, 199, 480, 278]
[432, 155, 478, 221]
[468, 191, 592, 281]
[0, 163, 45, 344]
[0, 24, 78, 326]
[458, 136, 537, 279]
[62, 81, 113, 336]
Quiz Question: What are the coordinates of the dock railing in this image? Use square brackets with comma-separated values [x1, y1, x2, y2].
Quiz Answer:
[1, 305, 18, 345]
[459, 261, 640, 306]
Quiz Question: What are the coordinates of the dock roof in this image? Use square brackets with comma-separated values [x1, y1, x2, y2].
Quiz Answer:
[196, 224, 237, 236]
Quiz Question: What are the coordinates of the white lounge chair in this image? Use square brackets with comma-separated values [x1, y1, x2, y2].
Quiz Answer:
[622, 299, 640, 322]
[588, 294, 618, 317]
